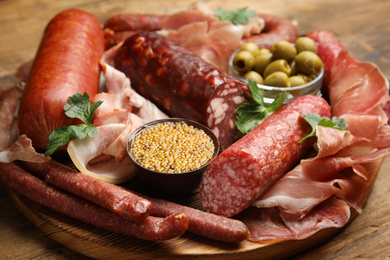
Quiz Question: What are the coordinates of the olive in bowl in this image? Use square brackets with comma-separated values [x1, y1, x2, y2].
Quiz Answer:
[126, 118, 220, 196]
[229, 39, 324, 105]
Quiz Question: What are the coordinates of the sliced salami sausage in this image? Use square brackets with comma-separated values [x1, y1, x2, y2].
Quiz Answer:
[200, 95, 331, 217]
[0, 162, 188, 241]
[114, 31, 251, 150]
[17, 159, 152, 222]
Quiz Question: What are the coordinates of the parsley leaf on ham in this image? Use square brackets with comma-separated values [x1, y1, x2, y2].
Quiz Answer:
[236, 79, 288, 135]
[300, 113, 348, 143]
[45, 92, 102, 156]
[214, 7, 256, 25]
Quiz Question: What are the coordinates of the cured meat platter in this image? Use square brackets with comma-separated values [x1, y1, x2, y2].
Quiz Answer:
[1, 1, 390, 259]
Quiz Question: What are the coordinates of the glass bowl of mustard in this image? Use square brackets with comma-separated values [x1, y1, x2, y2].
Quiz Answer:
[126, 118, 220, 196]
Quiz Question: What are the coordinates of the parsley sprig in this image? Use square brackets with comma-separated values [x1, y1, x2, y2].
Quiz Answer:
[236, 79, 288, 135]
[214, 7, 256, 25]
[300, 113, 348, 143]
[45, 92, 103, 156]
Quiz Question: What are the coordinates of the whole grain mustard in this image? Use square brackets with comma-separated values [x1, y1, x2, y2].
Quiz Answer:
[131, 122, 215, 173]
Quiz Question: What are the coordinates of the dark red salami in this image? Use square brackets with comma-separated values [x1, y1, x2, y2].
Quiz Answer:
[200, 95, 331, 217]
[0, 162, 188, 241]
[114, 31, 251, 150]
[18, 160, 152, 222]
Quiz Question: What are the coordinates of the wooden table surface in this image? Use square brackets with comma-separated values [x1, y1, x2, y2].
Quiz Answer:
[0, 0, 389, 259]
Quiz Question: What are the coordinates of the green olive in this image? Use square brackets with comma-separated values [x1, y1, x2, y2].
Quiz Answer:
[295, 37, 317, 53]
[264, 72, 290, 88]
[289, 75, 307, 87]
[295, 51, 324, 75]
[263, 59, 292, 78]
[257, 47, 271, 55]
[233, 50, 255, 72]
[270, 40, 297, 63]
[240, 42, 260, 56]
[253, 52, 273, 75]
[243, 71, 264, 84]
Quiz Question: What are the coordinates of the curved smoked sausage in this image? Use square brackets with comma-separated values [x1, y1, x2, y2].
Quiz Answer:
[18, 159, 152, 222]
[200, 95, 331, 217]
[0, 162, 188, 241]
[17, 9, 105, 152]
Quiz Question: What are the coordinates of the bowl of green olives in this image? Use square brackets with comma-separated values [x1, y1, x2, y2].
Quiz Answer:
[229, 38, 324, 105]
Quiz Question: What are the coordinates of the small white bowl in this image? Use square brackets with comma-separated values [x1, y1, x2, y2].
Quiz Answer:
[228, 42, 324, 105]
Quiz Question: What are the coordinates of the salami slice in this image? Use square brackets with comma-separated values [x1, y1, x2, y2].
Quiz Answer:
[114, 31, 251, 150]
[200, 95, 331, 217]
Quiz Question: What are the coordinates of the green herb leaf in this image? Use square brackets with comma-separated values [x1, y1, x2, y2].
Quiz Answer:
[214, 7, 256, 25]
[45, 92, 102, 156]
[299, 113, 349, 143]
[236, 79, 288, 134]
[64, 92, 103, 124]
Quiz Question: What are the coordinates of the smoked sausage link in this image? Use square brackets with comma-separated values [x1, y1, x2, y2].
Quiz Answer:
[137, 193, 250, 243]
[114, 31, 251, 150]
[200, 95, 331, 217]
[0, 162, 188, 241]
[18, 159, 152, 222]
[17, 9, 105, 152]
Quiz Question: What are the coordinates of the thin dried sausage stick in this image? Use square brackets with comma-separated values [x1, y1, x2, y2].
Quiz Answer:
[17, 159, 152, 222]
[200, 95, 331, 217]
[0, 162, 188, 241]
[114, 31, 251, 150]
[17, 9, 105, 152]
[137, 193, 249, 243]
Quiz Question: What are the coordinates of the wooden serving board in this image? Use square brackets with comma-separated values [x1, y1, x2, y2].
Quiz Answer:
[6, 174, 360, 260]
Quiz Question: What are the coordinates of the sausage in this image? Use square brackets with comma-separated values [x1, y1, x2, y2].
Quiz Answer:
[103, 13, 169, 49]
[103, 12, 298, 49]
[17, 159, 152, 222]
[242, 13, 299, 43]
[199, 95, 331, 217]
[17, 9, 105, 152]
[114, 31, 251, 150]
[104, 13, 169, 32]
[137, 193, 249, 243]
[0, 162, 188, 241]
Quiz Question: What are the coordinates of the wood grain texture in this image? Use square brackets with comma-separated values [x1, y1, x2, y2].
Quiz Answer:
[0, 0, 389, 259]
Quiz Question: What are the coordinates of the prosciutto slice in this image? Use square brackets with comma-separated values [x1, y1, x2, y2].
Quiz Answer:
[242, 30, 390, 242]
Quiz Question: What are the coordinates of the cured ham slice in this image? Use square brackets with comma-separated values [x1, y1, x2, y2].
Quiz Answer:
[164, 21, 243, 72]
[0, 135, 50, 163]
[242, 30, 390, 242]
[329, 50, 390, 121]
[68, 62, 168, 183]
